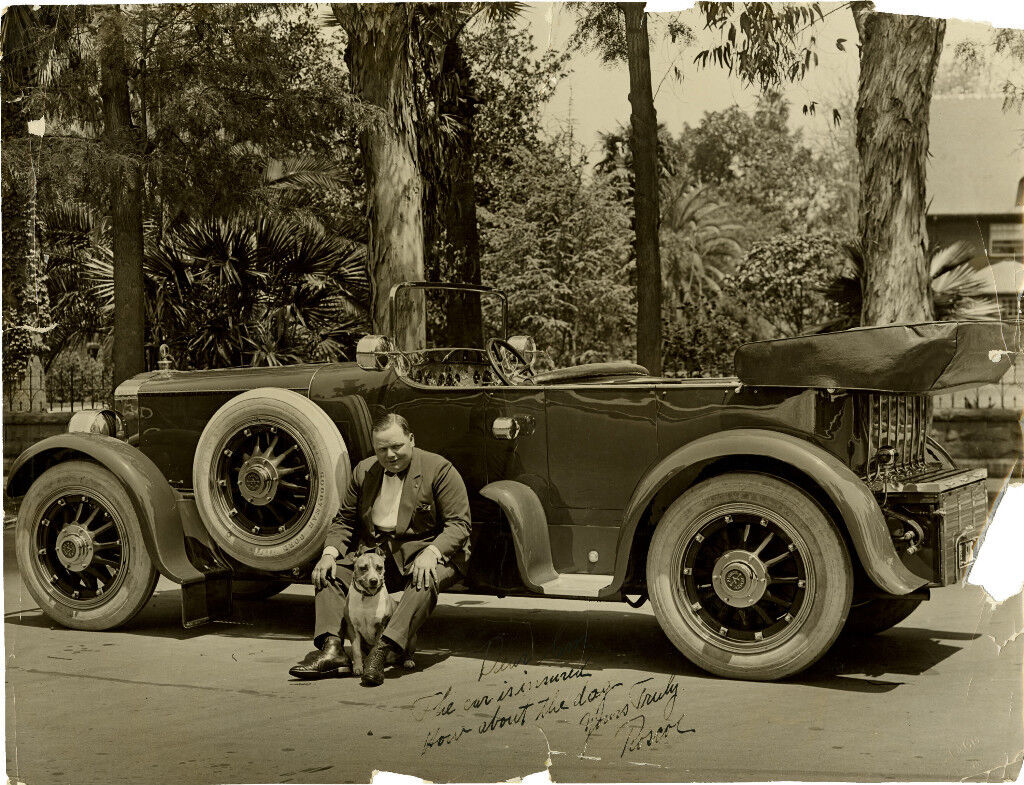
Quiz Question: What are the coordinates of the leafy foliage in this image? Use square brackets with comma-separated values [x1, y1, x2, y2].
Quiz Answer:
[39, 205, 370, 370]
[695, 3, 825, 90]
[725, 232, 848, 337]
[670, 94, 855, 239]
[663, 293, 765, 378]
[479, 136, 635, 368]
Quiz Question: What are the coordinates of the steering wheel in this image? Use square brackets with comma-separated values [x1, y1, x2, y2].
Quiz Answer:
[486, 338, 535, 385]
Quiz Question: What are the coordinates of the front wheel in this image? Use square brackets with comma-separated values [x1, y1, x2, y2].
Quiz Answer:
[647, 473, 852, 680]
[15, 461, 159, 631]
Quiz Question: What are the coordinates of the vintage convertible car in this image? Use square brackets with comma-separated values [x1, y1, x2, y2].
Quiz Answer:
[6, 282, 1010, 680]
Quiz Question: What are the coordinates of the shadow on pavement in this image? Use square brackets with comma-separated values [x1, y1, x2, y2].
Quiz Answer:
[5, 586, 979, 691]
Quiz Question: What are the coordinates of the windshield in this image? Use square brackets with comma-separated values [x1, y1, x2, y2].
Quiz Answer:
[390, 283, 507, 351]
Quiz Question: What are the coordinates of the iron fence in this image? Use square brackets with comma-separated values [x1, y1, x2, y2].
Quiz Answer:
[932, 355, 1024, 410]
[3, 364, 113, 413]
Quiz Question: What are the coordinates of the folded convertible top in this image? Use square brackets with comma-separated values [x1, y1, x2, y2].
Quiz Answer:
[733, 321, 1014, 393]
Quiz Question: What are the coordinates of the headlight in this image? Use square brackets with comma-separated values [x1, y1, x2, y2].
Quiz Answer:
[67, 410, 126, 440]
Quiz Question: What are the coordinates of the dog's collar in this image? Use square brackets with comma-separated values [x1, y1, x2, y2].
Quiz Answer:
[351, 581, 383, 597]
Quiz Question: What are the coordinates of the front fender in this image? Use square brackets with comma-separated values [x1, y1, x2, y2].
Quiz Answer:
[6, 433, 204, 587]
[612, 428, 927, 596]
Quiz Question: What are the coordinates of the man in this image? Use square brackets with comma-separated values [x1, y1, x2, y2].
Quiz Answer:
[289, 413, 471, 686]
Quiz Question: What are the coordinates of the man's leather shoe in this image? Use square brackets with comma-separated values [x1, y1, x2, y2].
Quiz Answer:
[288, 636, 351, 680]
[360, 639, 398, 687]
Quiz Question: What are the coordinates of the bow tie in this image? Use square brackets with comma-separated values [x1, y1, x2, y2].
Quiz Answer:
[383, 469, 407, 479]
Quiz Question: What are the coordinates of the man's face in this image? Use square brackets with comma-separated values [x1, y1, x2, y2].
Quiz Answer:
[372, 424, 415, 474]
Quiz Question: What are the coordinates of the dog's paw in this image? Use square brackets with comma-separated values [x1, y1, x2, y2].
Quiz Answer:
[353, 665, 364, 676]
[402, 658, 416, 670]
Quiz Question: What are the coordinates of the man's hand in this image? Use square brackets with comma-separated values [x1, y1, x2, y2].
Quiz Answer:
[411, 548, 439, 591]
[311, 553, 337, 590]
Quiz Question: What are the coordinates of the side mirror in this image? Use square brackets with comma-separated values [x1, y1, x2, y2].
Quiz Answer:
[356, 335, 397, 372]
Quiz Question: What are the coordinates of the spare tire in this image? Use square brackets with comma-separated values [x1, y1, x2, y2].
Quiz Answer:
[192, 388, 349, 571]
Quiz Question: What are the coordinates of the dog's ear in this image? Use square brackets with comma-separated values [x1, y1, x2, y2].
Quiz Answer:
[356, 544, 370, 557]
[374, 545, 386, 558]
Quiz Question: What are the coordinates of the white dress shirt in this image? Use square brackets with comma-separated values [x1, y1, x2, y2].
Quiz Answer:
[371, 472, 405, 532]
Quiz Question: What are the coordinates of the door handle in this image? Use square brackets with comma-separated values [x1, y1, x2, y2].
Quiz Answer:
[492, 417, 520, 440]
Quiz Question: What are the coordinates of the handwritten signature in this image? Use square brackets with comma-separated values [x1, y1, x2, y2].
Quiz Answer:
[416, 669, 695, 758]
[616, 712, 696, 757]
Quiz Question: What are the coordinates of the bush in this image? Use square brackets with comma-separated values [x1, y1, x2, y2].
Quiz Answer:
[725, 232, 850, 337]
[663, 293, 766, 378]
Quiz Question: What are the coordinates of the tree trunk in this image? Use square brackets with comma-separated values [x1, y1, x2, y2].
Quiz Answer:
[622, 3, 662, 373]
[440, 38, 483, 348]
[854, 8, 943, 325]
[100, 5, 146, 386]
[339, 5, 425, 350]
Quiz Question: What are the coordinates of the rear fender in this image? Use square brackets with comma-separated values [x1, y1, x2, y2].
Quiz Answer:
[613, 429, 927, 596]
[7, 434, 207, 588]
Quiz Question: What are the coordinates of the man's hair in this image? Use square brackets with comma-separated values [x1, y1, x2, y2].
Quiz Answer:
[371, 412, 412, 437]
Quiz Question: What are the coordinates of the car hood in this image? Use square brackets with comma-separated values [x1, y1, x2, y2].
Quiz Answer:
[733, 321, 1014, 393]
[130, 363, 328, 396]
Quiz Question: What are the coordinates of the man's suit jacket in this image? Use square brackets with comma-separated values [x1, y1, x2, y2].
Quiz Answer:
[323, 447, 471, 575]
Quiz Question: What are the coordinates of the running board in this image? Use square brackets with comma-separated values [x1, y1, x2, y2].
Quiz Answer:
[538, 574, 614, 597]
[480, 480, 617, 598]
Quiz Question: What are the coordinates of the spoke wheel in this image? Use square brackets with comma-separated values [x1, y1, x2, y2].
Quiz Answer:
[15, 461, 158, 630]
[211, 421, 317, 545]
[678, 506, 811, 652]
[193, 388, 349, 571]
[648, 473, 852, 680]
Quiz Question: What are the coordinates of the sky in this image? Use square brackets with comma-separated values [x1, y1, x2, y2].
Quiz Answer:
[521, 3, 1020, 163]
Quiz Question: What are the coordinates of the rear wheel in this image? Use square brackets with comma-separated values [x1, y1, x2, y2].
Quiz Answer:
[15, 461, 159, 631]
[647, 473, 852, 680]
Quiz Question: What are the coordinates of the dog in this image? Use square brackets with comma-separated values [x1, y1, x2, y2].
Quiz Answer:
[345, 545, 416, 675]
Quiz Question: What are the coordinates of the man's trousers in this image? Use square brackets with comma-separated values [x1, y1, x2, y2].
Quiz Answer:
[312, 558, 460, 652]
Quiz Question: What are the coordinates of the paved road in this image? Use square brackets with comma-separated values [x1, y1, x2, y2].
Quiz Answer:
[4, 526, 1022, 784]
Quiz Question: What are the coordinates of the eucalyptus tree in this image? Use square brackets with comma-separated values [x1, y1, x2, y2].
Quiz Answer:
[569, 3, 693, 374]
[696, 1, 949, 325]
[850, 4, 944, 324]
[329, 4, 424, 349]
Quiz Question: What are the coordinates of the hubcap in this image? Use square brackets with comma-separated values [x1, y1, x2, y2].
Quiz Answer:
[712, 550, 768, 607]
[677, 507, 811, 650]
[55, 524, 95, 572]
[237, 456, 279, 506]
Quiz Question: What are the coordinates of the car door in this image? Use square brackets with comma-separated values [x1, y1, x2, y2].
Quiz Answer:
[544, 385, 659, 574]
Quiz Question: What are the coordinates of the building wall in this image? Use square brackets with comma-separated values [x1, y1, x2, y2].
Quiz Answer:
[927, 213, 1022, 264]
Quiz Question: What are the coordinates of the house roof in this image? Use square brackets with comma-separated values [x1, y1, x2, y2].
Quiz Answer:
[928, 95, 1024, 216]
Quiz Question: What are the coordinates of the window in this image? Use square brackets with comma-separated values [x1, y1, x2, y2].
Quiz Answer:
[989, 223, 1023, 258]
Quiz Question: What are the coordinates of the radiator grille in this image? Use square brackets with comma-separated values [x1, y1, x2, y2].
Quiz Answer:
[862, 393, 931, 475]
[938, 480, 988, 584]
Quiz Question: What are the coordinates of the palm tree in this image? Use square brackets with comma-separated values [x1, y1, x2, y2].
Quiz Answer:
[41, 204, 370, 370]
[660, 184, 744, 319]
[819, 240, 998, 332]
